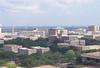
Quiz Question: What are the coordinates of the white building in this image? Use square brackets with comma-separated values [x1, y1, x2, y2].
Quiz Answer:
[17, 29, 46, 40]
[0, 39, 4, 44]
[0, 24, 2, 34]
[0, 27, 2, 34]
[18, 48, 33, 55]
[32, 46, 50, 54]
[81, 45, 100, 51]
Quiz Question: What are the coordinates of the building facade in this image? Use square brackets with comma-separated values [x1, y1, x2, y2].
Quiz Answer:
[3, 44, 22, 53]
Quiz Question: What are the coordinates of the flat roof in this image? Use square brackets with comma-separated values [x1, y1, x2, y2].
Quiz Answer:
[81, 45, 100, 48]
[81, 52, 100, 59]
[34, 65, 58, 68]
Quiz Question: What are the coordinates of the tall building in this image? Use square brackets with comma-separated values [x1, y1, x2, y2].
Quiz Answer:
[48, 27, 68, 46]
[48, 27, 68, 37]
[88, 25, 100, 32]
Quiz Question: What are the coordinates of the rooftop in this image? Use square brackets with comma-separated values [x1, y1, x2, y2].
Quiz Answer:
[81, 52, 100, 59]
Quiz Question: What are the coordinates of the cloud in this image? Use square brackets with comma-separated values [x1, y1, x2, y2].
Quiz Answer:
[7, 4, 41, 14]
[57, 0, 94, 4]
[0, 0, 94, 14]
[0, 0, 44, 14]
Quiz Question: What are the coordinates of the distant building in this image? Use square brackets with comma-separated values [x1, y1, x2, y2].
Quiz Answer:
[84, 34, 100, 39]
[57, 43, 70, 48]
[48, 28, 68, 46]
[18, 48, 33, 55]
[65, 39, 85, 46]
[0, 27, 2, 34]
[69, 45, 100, 51]
[81, 45, 100, 51]
[17, 28, 46, 40]
[18, 46, 50, 55]
[88, 25, 100, 32]
[0, 39, 4, 44]
[3, 44, 22, 53]
[81, 52, 100, 63]
[79, 40, 86, 45]
[48, 27, 68, 37]
[74, 28, 86, 34]
[32, 46, 50, 54]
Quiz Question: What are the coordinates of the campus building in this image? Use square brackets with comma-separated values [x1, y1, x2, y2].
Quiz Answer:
[3, 44, 22, 53]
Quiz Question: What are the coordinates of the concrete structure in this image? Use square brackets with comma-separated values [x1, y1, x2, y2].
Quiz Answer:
[63, 39, 85, 46]
[84, 34, 100, 40]
[67, 35, 78, 41]
[48, 27, 68, 37]
[70, 40, 85, 46]
[84, 34, 96, 39]
[32, 46, 50, 54]
[74, 28, 86, 34]
[18, 46, 50, 55]
[88, 25, 100, 32]
[95, 36, 100, 41]
[79, 40, 86, 45]
[81, 45, 100, 51]
[0, 39, 4, 44]
[48, 27, 68, 46]
[17, 29, 46, 40]
[48, 36, 58, 46]
[0, 27, 2, 34]
[0, 32, 17, 40]
[57, 43, 70, 47]
[18, 48, 33, 55]
[3, 44, 22, 53]
[81, 52, 100, 63]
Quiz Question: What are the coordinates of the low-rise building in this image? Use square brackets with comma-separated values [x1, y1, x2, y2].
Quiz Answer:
[81, 52, 100, 63]
[32, 46, 50, 54]
[81, 45, 100, 51]
[17, 29, 46, 40]
[18, 48, 33, 55]
[3, 44, 22, 53]
[57, 43, 70, 48]
[0, 39, 4, 44]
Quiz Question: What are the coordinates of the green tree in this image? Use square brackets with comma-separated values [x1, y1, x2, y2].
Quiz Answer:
[6, 63, 17, 68]
[64, 50, 76, 61]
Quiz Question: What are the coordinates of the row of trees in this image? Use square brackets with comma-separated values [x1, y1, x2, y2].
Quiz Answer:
[4, 37, 48, 47]
[0, 49, 76, 67]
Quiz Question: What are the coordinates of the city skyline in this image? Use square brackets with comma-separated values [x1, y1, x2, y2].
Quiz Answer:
[0, 0, 100, 26]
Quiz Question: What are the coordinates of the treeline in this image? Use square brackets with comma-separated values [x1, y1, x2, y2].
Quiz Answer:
[4, 37, 48, 47]
[0, 49, 76, 67]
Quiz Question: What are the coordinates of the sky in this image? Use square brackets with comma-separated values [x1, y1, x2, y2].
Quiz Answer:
[0, 0, 100, 26]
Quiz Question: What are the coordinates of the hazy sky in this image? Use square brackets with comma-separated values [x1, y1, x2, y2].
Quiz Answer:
[0, 0, 100, 26]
